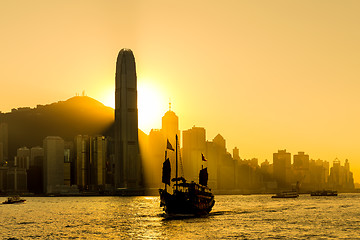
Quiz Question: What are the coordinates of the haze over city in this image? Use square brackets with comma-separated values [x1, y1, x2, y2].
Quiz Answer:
[1, 1, 360, 182]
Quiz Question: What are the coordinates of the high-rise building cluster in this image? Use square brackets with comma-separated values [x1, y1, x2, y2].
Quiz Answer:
[141, 112, 355, 193]
[0, 134, 113, 195]
[0, 49, 356, 195]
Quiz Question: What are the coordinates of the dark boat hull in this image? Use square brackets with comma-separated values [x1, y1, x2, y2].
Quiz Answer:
[159, 189, 215, 216]
[271, 191, 299, 198]
[2, 200, 26, 204]
[271, 195, 298, 199]
[310, 191, 337, 196]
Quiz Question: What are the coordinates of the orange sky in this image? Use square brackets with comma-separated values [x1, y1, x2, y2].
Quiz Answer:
[1, 1, 360, 182]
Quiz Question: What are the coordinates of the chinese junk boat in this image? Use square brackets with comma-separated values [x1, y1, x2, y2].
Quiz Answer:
[159, 135, 215, 216]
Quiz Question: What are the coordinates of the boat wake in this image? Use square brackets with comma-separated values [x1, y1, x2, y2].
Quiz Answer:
[161, 213, 202, 221]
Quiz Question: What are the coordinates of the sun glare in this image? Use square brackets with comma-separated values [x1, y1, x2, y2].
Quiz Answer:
[98, 82, 167, 133]
[101, 89, 115, 109]
[137, 82, 166, 134]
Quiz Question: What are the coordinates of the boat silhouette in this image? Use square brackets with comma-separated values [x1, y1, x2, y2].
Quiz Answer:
[2, 195, 26, 204]
[159, 135, 215, 216]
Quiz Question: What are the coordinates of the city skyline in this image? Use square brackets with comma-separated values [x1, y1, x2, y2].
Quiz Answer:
[1, 1, 360, 182]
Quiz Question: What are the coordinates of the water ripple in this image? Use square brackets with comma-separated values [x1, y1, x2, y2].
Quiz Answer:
[0, 194, 360, 239]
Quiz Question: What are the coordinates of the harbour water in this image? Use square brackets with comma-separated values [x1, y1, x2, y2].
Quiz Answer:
[1, 194, 360, 239]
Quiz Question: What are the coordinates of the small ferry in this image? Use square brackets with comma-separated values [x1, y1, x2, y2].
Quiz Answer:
[272, 182, 300, 198]
[310, 190, 338, 196]
[271, 191, 299, 198]
[2, 195, 26, 204]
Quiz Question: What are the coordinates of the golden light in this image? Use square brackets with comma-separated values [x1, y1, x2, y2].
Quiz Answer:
[100, 88, 115, 109]
[97, 81, 167, 133]
[137, 81, 167, 134]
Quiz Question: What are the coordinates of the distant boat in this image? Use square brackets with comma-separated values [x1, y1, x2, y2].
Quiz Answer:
[310, 190, 338, 196]
[272, 181, 300, 198]
[2, 195, 26, 204]
[159, 135, 215, 216]
[271, 191, 299, 198]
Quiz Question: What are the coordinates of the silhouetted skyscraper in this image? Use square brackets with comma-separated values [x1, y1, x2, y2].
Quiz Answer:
[91, 136, 107, 187]
[16, 147, 30, 169]
[233, 147, 240, 161]
[161, 103, 179, 147]
[0, 123, 8, 163]
[43, 136, 64, 194]
[273, 149, 291, 187]
[74, 135, 90, 188]
[182, 126, 206, 182]
[30, 146, 44, 167]
[115, 49, 142, 189]
[293, 152, 309, 170]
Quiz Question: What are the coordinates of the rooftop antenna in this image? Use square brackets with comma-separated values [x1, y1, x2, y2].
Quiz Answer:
[169, 99, 172, 111]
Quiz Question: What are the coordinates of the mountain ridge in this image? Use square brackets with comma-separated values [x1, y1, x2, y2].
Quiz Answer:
[0, 96, 115, 160]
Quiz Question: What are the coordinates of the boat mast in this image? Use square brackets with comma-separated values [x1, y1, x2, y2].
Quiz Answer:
[175, 134, 178, 191]
[165, 150, 167, 191]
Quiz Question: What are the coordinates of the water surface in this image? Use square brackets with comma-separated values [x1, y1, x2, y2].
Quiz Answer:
[1, 194, 359, 239]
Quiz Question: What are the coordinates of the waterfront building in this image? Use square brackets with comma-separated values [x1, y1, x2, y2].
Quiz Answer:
[293, 152, 309, 169]
[160, 107, 179, 184]
[328, 158, 354, 190]
[64, 148, 71, 186]
[144, 129, 165, 188]
[161, 103, 180, 147]
[28, 146, 44, 193]
[233, 147, 240, 161]
[43, 136, 64, 194]
[0, 143, 3, 164]
[30, 146, 44, 167]
[16, 147, 30, 169]
[114, 49, 142, 189]
[212, 134, 234, 190]
[205, 141, 219, 190]
[182, 126, 206, 182]
[260, 160, 277, 190]
[6, 166, 27, 193]
[293, 152, 310, 185]
[343, 159, 354, 189]
[74, 135, 90, 189]
[273, 149, 291, 187]
[308, 159, 329, 190]
[91, 136, 107, 188]
[0, 123, 8, 163]
[0, 166, 8, 192]
[74, 135, 108, 191]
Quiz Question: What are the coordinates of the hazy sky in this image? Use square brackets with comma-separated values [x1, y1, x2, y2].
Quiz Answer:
[1, 1, 360, 181]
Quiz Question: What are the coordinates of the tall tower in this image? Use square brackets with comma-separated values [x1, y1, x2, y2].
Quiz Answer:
[161, 102, 179, 147]
[115, 49, 142, 189]
[273, 149, 291, 187]
[0, 123, 8, 163]
[43, 136, 64, 194]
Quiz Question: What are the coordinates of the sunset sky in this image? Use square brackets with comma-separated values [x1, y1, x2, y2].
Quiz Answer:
[1, 1, 360, 181]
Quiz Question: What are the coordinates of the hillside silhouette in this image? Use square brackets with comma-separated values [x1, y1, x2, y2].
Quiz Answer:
[0, 96, 115, 159]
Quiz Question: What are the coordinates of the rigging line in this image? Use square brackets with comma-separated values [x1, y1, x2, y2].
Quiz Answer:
[177, 139, 184, 177]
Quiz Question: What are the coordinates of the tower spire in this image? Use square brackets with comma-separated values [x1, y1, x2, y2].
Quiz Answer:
[169, 99, 172, 111]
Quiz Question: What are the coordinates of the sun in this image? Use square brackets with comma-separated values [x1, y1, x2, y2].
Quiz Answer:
[97, 82, 167, 133]
[137, 82, 167, 134]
